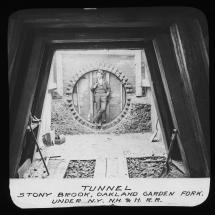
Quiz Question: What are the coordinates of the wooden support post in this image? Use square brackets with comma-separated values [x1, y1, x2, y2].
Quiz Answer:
[89, 71, 93, 122]
[170, 21, 209, 176]
[106, 72, 110, 122]
[9, 38, 45, 178]
[31, 46, 54, 162]
[153, 37, 189, 168]
[144, 43, 174, 156]
[55, 52, 64, 96]
[153, 27, 209, 176]
[135, 50, 142, 97]
[34, 54, 55, 155]
[142, 50, 157, 134]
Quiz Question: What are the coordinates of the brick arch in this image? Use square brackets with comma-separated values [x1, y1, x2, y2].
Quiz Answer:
[65, 62, 133, 130]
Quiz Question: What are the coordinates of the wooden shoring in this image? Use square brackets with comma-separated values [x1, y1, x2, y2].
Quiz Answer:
[153, 24, 209, 176]
[9, 9, 209, 177]
[170, 21, 210, 176]
[9, 37, 46, 177]
[144, 42, 174, 158]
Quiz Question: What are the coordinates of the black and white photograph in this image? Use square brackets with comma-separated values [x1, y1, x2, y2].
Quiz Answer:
[9, 7, 210, 207]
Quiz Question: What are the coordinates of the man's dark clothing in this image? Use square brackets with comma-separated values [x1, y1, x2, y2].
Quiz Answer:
[94, 83, 107, 94]
[91, 80, 111, 123]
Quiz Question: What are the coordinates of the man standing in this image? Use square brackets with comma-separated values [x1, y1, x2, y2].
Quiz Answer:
[91, 70, 111, 125]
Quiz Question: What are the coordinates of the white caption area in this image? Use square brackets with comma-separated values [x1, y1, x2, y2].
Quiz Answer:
[10, 178, 210, 208]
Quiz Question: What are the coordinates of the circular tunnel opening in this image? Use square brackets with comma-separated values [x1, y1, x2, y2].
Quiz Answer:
[72, 70, 127, 125]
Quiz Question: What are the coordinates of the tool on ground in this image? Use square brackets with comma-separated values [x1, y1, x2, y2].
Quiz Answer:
[28, 113, 50, 176]
[50, 156, 61, 158]
[159, 128, 178, 178]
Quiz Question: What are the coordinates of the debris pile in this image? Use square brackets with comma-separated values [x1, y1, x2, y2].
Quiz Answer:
[127, 156, 186, 178]
[51, 98, 152, 134]
[64, 160, 96, 178]
[51, 99, 93, 135]
[23, 159, 48, 178]
[113, 103, 151, 134]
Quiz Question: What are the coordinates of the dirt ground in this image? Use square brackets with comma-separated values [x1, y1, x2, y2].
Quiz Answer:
[64, 160, 96, 178]
[24, 133, 187, 178]
[127, 157, 187, 178]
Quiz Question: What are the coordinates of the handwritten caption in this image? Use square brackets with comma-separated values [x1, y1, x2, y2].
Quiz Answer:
[16, 185, 204, 205]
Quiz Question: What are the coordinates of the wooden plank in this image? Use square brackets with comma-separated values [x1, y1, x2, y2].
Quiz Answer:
[57, 49, 138, 55]
[48, 32, 155, 43]
[9, 38, 45, 177]
[73, 86, 78, 108]
[8, 21, 24, 87]
[195, 20, 209, 80]
[92, 70, 97, 118]
[32, 45, 54, 117]
[106, 157, 119, 178]
[89, 71, 93, 122]
[52, 41, 147, 51]
[50, 159, 70, 179]
[77, 74, 91, 120]
[142, 50, 157, 133]
[144, 44, 173, 155]
[122, 82, 126, 110]
[172, 21, 209, 154]
[106, 157, 129, 179]
[35, 57, 54, 152]
[170, 22, 210, 176]
[135, 50, 142, 96]
[153, 37, 189, 174]
[109, 75, 122, 121]
[153, 31, 209, 176]
[94, 157, 106, 178]
[106, 72, 110, 122]
[18, 8, 204, 30]
[120, 82, 123, 111]
[55, 52, 64, 96]
[77, 79, 81, 114]
[9, 28, 33, 108]
[17, 158, 31, 178]
[118, 157, 129, 179]
[30, 46, 54, 164]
